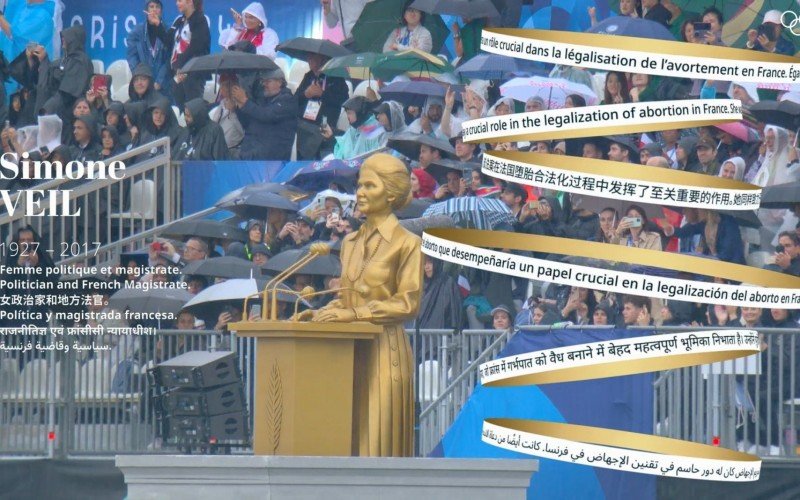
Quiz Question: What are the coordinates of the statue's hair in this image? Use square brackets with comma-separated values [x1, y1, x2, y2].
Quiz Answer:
[361, 153, 412, 211]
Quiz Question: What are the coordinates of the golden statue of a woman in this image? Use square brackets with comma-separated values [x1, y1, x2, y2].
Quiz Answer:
[307, 153, 423, 457]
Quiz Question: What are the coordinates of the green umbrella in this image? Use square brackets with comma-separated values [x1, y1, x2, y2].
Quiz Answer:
[351, 0, 449, 54]
[372, 48, 454, 80]
[321, 52, 383, 80]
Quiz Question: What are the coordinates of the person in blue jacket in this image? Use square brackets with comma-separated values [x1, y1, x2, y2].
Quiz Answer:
[661, 210, 745, 265]
[126, 0, 171, 100]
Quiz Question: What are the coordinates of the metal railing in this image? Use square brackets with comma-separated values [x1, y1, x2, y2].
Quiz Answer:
[649, 326, 800, 458]
[0, 327, 507, 458]
[0, 138, 178, 266]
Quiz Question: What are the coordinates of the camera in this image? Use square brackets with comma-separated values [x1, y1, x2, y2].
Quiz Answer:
[692, 22, 711, 40]
[758, 23, 778, 42]
[150, 241, 164, 252]
[776, 244, 785, 254]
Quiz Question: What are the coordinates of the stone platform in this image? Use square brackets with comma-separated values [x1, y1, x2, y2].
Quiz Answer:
[116, 455, 538, 500]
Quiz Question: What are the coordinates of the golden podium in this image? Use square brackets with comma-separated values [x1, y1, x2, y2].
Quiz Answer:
[232, 319, 381, 456]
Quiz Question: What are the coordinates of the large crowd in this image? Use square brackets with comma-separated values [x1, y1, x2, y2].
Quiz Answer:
[0, 0, 797, 407]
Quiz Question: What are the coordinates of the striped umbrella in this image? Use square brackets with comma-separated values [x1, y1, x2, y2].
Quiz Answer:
[422, 197, 516, 230]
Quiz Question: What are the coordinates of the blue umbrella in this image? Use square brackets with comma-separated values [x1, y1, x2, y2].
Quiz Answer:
[422, 197, 516, 230]
[523, 0, 612, 32]
[283, 159, 364, 192]
[587, 16, 675, 41]
[454, 53, 521, 80]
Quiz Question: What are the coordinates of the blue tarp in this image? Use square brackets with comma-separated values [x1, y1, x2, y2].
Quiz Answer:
[431, 327, 656, 500]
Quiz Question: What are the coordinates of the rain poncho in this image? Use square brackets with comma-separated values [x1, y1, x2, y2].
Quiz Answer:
[175, 98, 230, 161]
[218, 2, 280, 59]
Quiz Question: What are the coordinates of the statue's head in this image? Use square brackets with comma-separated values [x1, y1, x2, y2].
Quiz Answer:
[360, 153, 412, 212]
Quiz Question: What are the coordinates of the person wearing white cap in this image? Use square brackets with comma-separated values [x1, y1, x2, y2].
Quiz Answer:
[746, 9, 795, 55]
[219, 2, 280, 59]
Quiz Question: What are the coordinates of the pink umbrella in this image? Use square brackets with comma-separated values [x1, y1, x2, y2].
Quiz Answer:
[713, 122, 761, 143]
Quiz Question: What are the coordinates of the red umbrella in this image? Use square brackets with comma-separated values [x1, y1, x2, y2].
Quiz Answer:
[713, 122, 760, 143]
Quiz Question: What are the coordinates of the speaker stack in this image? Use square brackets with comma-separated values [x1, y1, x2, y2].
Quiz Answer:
[152, 351, 250, 454]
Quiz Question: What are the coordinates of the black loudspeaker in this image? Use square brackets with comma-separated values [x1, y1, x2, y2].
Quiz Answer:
[154, 351, 238, 389]
[167, 411, 248, 443]
[162, 382, 245, 417]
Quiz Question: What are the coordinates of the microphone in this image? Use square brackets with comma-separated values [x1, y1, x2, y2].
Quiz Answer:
[292, 284, 370, 321]
[263, 243, 332, 320]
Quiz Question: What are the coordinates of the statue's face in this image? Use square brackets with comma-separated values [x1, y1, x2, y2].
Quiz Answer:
[356, 168, 391, 215]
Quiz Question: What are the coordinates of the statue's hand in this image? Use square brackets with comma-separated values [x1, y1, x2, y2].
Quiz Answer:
[290, 309, 315, 322]
[312, 308, 356, 323]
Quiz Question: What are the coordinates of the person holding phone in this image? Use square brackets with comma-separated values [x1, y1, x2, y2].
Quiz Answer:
[126, 1, 171, 99]
[147, 0, 210, 108]
[746, 10, 794, 55]
[219, 3, 279, 59]
[610, 205, 662, 250]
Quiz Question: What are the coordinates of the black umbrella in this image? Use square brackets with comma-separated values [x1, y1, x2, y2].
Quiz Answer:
[399, 214, 455, 235]
[181, 51, 278, 74]
[760, 181, 800, 209]
[378, 80, 460, 107]
[395, 197, 434, 219]
[215, 183, 310, 207]
[161, 220, 247, 242]
[749, 100, 800, 130]
[181, 256, 263, 280]
[263, 248, 342, 277]
[218, 191, 300, 219]
[426, 158, 479, 184]
[587, 16, 675, 41]
[109, 287, 192, 315]
[277, 37, 352, 62]
[411, 0, 500, 18]
[387, 132, 456, 160]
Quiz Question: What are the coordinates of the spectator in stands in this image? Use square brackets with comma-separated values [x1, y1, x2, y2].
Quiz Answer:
[600, 71, 631, 104]
[774, 232, 800, 276]
[499, 183, 527, 226]
[491, 305, 513, 332]
[718, 157, 745, 180]
[609, 204, 662, 250]
[559, 287, 596, 325]
[175, 97, 230, 160]
[209, 76, 245, 155]
[127, 0, 171, 100]
[250, 243, 270, 267]
[452, 16, 487, 64]
[103, 102, 130, 147]
[689, 137, 720, 176]
[141, 96, 184, 151]
[273, 214, 315, 253]
[373, 101, 406, 135]
[69, 115, 102, 162]
[0, 0, 55, 64]
[606, 136, 638, 163]
[591, 299, 616, 326]
[30, 25, 92, 121]
[747, 10, 794, 55]
[675, 136, 699, 171]
[662, 210, 745, 264]
[523, 196, 564, 238]
[597, 207, 619, 243]
[122, 101, 147, 151]
[411, 168, 435, 199]
[323, 96, 383, 160]
[433, 166, 467, 201]
[383, 4, 432, 53]
[416, 143, 443, 169]
[295, 52, 348, 159]
[641, 0, 671, 27]
[243, 220, 264, 261]
[620, 295, 652, 327]
[127, 63, 164, 106]
[407, 97, 444, 137]
[7, 90, 25, 127]
[99, 126, 124, 160]
[451, 132, 477, 162]
[147, 0, 210, 107]
[416, 256, 463, 330]
[699, 7, 725, 46]
[219, 2, 279, 59]
[182, 237, 209, 263]
[232, 67, 298, 161]
[660, 300, 694, 326]
[638, 143, 664, 165]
